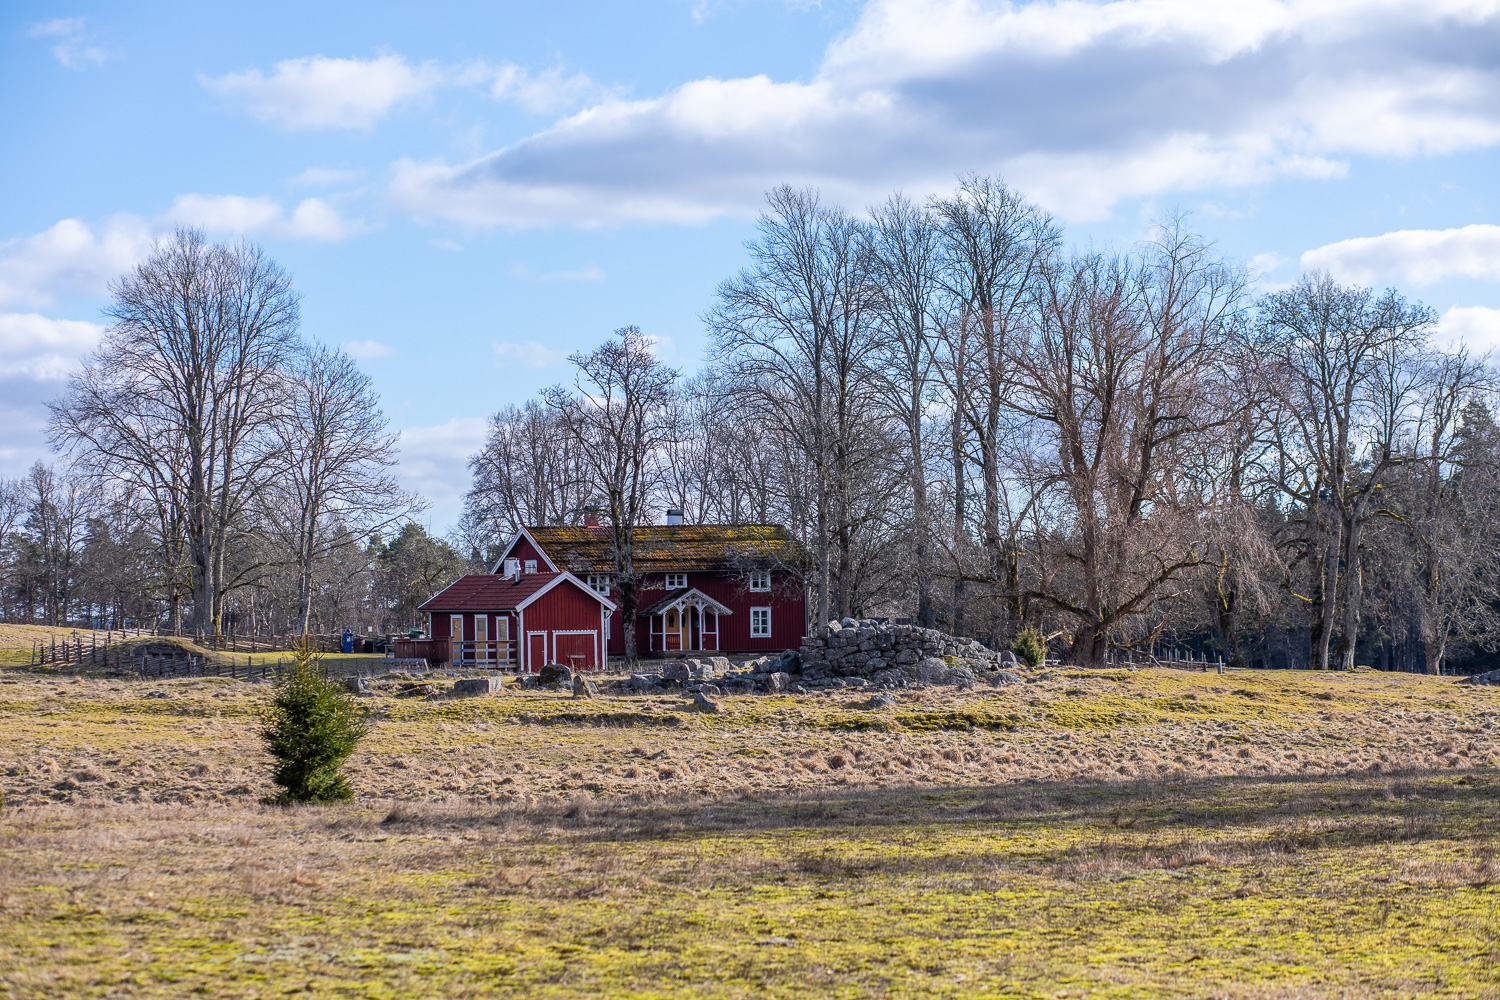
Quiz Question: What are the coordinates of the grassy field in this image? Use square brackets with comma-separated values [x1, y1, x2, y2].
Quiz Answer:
[1, 661, 1497, 998]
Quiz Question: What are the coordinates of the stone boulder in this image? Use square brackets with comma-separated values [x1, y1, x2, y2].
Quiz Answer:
[663, 661, 692, 682]
[572, 676, 598, 699]
[693, 691, 721, 713]
[992, 670, 1026, 686]
[345, 675, 370, 695]
[453, 676, 502, 696]
[536, 663, 573, 688]
[625, 672, 660, 693]
[764, 671, 789, 693]
[867, 692, 899, 709]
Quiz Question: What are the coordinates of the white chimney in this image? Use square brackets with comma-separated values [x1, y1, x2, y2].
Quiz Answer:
[502, 558, 520, 579]
[666, 508, 684, 525]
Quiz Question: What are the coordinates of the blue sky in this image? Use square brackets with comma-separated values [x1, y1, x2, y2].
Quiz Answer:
[4, 0, 1499, 533]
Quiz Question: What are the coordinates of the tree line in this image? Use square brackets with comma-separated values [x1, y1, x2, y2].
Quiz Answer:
[462, 179, 1500, 674]
[0, 228, 461, 639]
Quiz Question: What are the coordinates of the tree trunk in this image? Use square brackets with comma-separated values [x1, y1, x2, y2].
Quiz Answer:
[1335, 512, 1366, 671]
[1308, 508, 1339, 671]
[950, 409, 967, 636]
[910, 409, 933, 629]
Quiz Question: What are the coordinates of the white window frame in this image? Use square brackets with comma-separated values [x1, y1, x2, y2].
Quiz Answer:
[665, 572, 687, 589]
[748, 569, 771, 592]
[587, 574, 614, 595]
[750, 606, 771, 638]
[524, 559, 538, 574]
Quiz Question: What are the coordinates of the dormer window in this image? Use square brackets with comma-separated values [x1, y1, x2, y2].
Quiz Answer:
[665, 572, 687, 589]
[587, 574, 614, 595]
[749, 569, 771, 592]
[524, 560, 537, 574]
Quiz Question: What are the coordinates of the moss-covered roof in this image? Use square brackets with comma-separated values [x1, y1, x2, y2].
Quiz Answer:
[526, 524, 807, 574]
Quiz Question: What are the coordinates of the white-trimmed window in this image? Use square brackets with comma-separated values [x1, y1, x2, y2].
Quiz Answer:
[748, 569, 771, 592]
[750, 606, 771, 638]
[524, 559, 537, 574]
[587, 574, 614, 595]
[665, 572, 687, 589]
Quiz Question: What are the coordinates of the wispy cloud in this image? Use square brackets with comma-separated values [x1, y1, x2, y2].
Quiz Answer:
[202, 54, 444, 130]
[1301, 225, 1500, 287]
[287, 166, 365, 188]
[395, 416, 489, 510]
[486, 62, 604, 114]
[341, 339, 396, 360]
[493, 340, 566, 369]
[510, 263, 606, 282]
[163, 194, 368, 241]
[203, 54, 604, 132]
[26, 17, 107, 70]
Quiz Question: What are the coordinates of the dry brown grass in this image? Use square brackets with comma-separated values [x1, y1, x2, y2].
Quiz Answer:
[1, 665, 1498, 998]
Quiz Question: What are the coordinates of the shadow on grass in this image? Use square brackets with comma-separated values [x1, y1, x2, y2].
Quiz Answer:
[369, 765, 1500, 869]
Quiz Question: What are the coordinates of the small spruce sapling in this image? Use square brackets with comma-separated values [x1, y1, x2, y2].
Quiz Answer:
[1012, 627, 1046, 669]
[260, 639, 367, 803]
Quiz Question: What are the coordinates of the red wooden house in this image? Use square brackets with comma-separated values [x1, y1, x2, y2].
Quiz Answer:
[418, 569, 615, 673]
[491, 517, 806, 657]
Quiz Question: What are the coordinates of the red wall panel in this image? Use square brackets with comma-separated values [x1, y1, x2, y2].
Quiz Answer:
[605, 569, 806, 655]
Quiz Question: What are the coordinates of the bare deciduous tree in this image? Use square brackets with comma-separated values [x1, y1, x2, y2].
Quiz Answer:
[708, 185, 884, 623]
[544, 326, 679, 666]
[50, 228, 301, 636]
[272, 344, 423, 635]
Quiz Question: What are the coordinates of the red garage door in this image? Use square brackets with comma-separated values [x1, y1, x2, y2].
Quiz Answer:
[554, 632, 596, 672]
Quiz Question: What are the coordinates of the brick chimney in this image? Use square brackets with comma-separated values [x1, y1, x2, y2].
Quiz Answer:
[583, 505, 601, 527]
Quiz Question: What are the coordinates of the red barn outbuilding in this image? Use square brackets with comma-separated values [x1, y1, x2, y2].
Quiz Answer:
[491, 518, 807, 657]
[418, 569, 615, 673]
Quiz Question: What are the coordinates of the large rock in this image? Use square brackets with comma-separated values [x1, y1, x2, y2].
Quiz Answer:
[453, 676, 502, 695]
[993, 669, 1025, 686]
[626, 672, 660, 693]
[663, 661, 691, 682]
[867, 692, 899, 708]
[764, 671, 788, 693]
[572, 676, 598, 699]
[913, 657, 949, 684]
[345, 675, 370, 695]
[536, 663, 573, 688]
[693, 691, 721, 713]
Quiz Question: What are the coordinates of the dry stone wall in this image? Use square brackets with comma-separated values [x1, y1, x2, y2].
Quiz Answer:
[798, 618, 1010, 689]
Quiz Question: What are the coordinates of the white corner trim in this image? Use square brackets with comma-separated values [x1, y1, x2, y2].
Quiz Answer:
[514, 571, 618, 612]
[489, 526, 559, 574]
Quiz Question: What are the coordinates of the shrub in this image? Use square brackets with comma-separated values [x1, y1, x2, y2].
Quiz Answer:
[1012, 628, 1046, 669]
[260, 641, 368, 803]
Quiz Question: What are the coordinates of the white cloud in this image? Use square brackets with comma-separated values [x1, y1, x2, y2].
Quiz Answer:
[0, 196, 368, 311]
[203, 54, 602, 132]
[341, 339, 396, 360]
[387, 0, 1500, 226]
[26, 17, 107, 70]
[163, 194, 365, 241]
[493, 340, 566, 369]
[202, 54, 444, 130]
[0, 312, 104, 380]
[510, 263, 606, 282]
[1300, 225, 1500, 287]
[395, 416, 489, 511]
[0, 216, 152, 309]
[1432, 305, 1500, 355]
